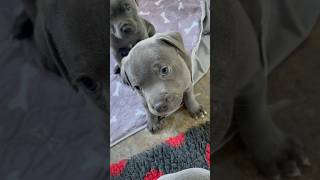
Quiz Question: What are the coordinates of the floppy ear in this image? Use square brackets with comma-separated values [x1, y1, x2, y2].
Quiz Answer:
[120, 57, 132, 87]
[144, 20, 156, 37]
[155, 31, 186, 54]
[134, 0, 139, 7]
[45, 29, 79, 91]
[156, 31, 192, 81]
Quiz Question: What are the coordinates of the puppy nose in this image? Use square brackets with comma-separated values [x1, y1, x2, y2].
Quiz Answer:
[121, 24, 133, 34]
[153, 102, 168, 113]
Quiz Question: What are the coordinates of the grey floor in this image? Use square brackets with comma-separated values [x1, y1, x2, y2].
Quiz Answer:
[214, 21, 320, 179]
[110, 71, 210, 163]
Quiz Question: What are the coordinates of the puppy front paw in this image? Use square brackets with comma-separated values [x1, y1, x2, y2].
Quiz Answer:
[147, 115, 165, 134]
[147, 116, 164, 133]
[255, 136, 310, 179]
[188, 104, 207, 119]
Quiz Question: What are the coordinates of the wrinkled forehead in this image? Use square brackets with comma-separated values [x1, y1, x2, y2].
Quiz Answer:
[130, 41, 179, 66]
[127, 41, 180, 79]
[110, 0, 136, 14]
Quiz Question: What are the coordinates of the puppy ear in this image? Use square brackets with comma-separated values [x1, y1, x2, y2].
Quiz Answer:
[156, 31, 187, 55]
[45, 29, 79, 91]
[133, 0, 139, 7]
[156, 31, 193, 82]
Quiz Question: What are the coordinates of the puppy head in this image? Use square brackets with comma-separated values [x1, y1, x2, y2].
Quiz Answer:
[45, 0, 108, 112]
[110, 0, 140, 39]
[121, 32, 192, 116]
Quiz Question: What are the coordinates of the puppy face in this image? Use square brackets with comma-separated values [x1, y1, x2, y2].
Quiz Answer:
[110, 0, 140, 39]
[121, 32, 192, 117]
[45, 0, 108, 111]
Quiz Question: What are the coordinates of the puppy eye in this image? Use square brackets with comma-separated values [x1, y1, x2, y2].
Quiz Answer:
[78, 76, 99, 92]
[134, 85, 141, 91]
[160, 65, 171, 76]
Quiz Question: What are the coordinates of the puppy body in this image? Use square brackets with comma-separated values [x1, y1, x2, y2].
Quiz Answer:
[110, 0, 155, 73]
[13, 0, 108, 111]
[121, 32, 206, 132]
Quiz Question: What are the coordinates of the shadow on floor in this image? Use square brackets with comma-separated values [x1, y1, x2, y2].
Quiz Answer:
[214, 21, 320, 179]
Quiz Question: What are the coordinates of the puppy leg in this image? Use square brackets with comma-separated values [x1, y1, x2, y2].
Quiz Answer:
[113, 65, 121, 74]
[146, 113, 163, 133]
[113, 48, 130, 74]
[235, 72, 309, 179]
[183, 87, 207, 119]
[112, 51, 122, 74]
[142, 101, 163, 133]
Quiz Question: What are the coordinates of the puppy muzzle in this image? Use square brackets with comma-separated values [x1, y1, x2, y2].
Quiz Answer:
[149, 93, 182, 116]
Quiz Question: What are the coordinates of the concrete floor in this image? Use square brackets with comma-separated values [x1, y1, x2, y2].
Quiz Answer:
[111, 71, 210, 163]
[214, 21, 320, 179]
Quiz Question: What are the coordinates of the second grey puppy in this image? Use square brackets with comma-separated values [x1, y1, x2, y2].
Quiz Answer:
[110, 0, 155, 74]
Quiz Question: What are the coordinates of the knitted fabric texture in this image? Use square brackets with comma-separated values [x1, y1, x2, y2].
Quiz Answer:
[110, 122, 210, 180]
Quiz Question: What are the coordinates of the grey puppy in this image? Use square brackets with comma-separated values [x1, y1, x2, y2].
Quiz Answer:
[120, 31, 207, 133]
[13, 0, 108, 112]
[110, 0, 155, 74]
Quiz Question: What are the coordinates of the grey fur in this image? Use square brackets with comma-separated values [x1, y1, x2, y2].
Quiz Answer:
[110, 0, 155, 73]
[120, 32, 206, 133]
[158, 168, 210, 180]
